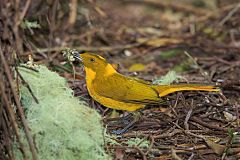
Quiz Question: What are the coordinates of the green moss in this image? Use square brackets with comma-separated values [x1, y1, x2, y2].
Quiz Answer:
[15, 65, 110, 160]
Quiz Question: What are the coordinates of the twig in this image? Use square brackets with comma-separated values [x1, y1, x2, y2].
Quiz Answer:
[198, 56, 233, 66]
[145, 135, 154, 155]
[15, 67, 39, 104]
[184, 100, 193, 130]
[170, 93, 180, 117]
[219, 3, 240, 26]
[68, 0, 77, 26]
[2, 112, 15, 160]
[18, 65, 39, 72]
[0, 78, 27, 159]
[24, 40, 48, 59]
[18, 0, 32, 26]
[191, 116, 238, 132]
[153, 129, 182, 139]
[234, 103, 240, 129]
[172, 148, 183, 160]
[13, 0, 22, 52]
[188, 153, 195, 160]
[13, 0, 31, 53]
[134, 146, 147, 160]
[108, 145, 172, 155]
[184, 51, 211, 81]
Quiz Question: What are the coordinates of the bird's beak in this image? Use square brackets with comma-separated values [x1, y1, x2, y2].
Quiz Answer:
[72, 50, 83, 62]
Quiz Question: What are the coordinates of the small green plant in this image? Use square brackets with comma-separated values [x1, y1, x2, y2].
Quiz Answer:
[160, 49, 182, 59]
[153, 70, 182, 85]
[21, 19, 41, 29]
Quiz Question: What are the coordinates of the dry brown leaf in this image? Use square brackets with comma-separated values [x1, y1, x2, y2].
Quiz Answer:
[137, 37, 182, 47]
[115, 148, 124, 160]
[223, 111, 240, 127]
[205, 139, 226, 155]
[94, 6, 107, 18]
[159, 107, 174, 117]
[136, 27, 164, 36]
[223, 111, 237, 121]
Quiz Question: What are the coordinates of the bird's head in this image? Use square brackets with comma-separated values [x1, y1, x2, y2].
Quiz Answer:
[74, 51, 116, 75]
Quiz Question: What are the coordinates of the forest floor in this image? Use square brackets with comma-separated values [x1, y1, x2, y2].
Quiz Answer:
[63, 1, 240, 159]
[1, 0, 240, 159]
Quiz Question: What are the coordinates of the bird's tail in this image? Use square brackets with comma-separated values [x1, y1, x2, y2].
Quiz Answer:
[153, 84, 220, 97]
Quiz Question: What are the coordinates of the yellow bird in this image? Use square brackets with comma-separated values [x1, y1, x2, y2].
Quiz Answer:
[71, 51, 219, 112]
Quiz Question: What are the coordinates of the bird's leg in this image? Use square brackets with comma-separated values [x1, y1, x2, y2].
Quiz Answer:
[117, 112, 134, 124]
[108, 112, 133, 126]
[111, 112, 141, 135]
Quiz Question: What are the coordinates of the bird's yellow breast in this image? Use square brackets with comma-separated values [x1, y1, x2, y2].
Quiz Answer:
[84, 67, 145, 111]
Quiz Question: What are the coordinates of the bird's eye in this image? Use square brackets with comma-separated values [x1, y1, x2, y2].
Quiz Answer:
[90, 58, 95, 62]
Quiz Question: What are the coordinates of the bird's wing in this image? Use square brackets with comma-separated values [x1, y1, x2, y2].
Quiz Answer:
[93, 73, 162, 104]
